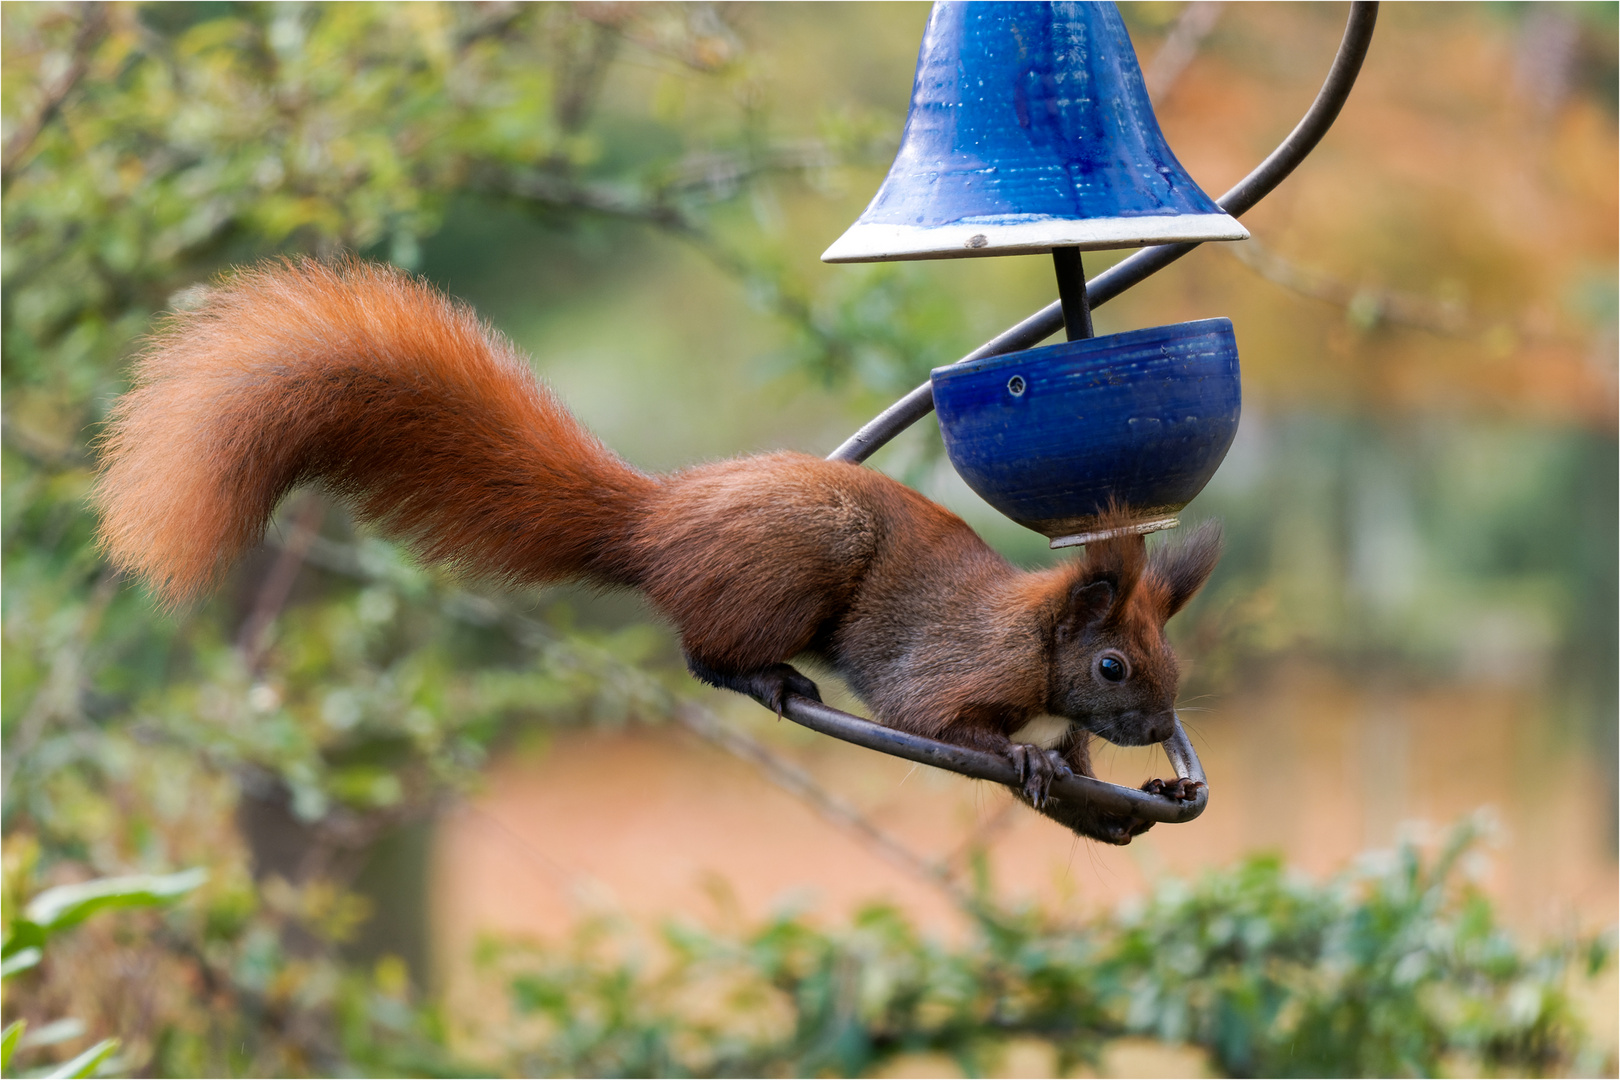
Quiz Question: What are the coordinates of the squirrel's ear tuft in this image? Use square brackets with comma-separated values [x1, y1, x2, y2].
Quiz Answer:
[1055, 578, 1115, 643]
[1151, 519, 1223, 618]
[1053, 513, 1151, 640]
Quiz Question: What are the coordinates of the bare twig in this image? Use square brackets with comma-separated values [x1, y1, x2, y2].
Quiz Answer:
[0, 414, 90, 468]
[941, 798, 1021, 874]
[551, 16, 620, 136]
[2, 568, 119, 793]
[236, 496, 326, 672]
[478, 160, 854, 394]
[452, 1, 526, 51]
[484, 166, 692, 230]
[1515, 6, 1580, 115]
[1144, 2, 1223, 100]
[2, 3, 109, 191]
[486, 136, 844, 227]
[450, 801, 621, 912]
[1226, 239, 1476, 338]
[659, 140, 839, 202]
[672, 703, 977, 912]
[595, 3, 743, 74]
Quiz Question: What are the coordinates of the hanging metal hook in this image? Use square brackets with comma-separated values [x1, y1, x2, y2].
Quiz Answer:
[760, 3, 1380, 821]
[828, 1, 1380, 466]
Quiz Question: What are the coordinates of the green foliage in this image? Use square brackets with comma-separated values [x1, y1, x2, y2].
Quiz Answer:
[2, 3, 1614, 1077]
[463, 821, 1607, 1079]
[40, 1036, 119, 1080]
[1, 865, 204, 1078]
[1, 4, 915, 1072]
[1101, 821, 1586, 1077]
[4, 866, 207, 959]
[0, 0, 896, 856]
[1, 1017, 23, 1070]
[1, 3, 780, 1073]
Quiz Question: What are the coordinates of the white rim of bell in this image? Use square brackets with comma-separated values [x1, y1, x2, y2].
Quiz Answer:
[821, 213, 1248, 263]
[1050, 516, 1181, 549]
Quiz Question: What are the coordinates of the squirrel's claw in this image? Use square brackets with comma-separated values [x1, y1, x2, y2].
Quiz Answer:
[1143, 776, 1203, 801]
[1008, 743, 1073, 808]
[761, 663, 822, 718]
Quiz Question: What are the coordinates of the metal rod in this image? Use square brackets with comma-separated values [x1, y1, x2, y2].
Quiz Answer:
[1052, 246, 1094, 341]
[771, 693, 1208, 824]
[787, 3, 1377, 822]
[827, 1, 1378, 465]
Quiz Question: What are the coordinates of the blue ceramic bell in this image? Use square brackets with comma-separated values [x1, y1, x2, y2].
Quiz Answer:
[821, 1, 1247, 263]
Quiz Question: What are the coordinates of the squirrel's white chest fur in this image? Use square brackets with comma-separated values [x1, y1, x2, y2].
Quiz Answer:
[1010, 714, 1074, 749]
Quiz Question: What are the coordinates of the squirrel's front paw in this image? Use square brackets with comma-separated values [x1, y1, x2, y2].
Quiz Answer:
[1143, 776, 1203, 801]
[1007, 743, 1073, 808]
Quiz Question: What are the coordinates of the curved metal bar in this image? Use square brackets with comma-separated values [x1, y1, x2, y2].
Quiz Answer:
[764, 4, 1376, 825]
[773, 693, 1208, 824]
[828, 1, 1378, 464]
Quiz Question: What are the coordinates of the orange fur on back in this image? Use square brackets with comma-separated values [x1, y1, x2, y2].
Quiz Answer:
[93, 259, 658, 606]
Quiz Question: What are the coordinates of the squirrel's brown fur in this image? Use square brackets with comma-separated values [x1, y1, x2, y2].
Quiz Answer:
[94, 259, 1222, 844]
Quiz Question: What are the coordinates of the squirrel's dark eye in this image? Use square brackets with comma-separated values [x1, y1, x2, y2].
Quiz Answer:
[1096, 653, 1128, 683]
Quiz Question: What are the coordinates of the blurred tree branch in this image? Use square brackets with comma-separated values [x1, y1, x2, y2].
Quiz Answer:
[1143, 2, 1222, 100]
[672, 702, 976, 912]
[0, 2, 106, 192]
[1, 570, 117, 799]
[235, 498, 326, 672]
[1225, 238, 1588, 346]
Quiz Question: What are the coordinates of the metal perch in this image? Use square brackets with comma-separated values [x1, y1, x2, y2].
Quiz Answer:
[758, 2, 1380, 821]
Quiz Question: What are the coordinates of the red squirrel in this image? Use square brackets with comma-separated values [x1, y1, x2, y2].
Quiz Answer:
[93, 259, 1221, 845]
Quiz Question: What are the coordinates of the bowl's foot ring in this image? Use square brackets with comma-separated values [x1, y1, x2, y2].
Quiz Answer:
[1050, 516, 1179, 549]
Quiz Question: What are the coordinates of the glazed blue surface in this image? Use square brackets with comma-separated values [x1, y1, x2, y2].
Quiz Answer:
[865, 1, 1220, 230]
[931, 319, 1241, 537]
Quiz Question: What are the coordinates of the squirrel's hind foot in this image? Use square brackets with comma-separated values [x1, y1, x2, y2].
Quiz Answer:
[685, 655, 822, 718]
[1086, 778, 1202, 845]
[1090, 813, 1155, 845]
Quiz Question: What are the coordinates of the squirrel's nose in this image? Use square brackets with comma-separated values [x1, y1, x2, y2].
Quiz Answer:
[1145, 713, 1176, 743]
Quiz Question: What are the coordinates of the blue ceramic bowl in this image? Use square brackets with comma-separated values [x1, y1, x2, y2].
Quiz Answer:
[931, 318, 1241, 544]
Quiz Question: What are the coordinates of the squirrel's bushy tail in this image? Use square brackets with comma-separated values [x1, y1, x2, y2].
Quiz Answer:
[94, 258, 658, 606]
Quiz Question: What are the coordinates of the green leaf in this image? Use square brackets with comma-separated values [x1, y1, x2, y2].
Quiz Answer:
[22, 868, 208, 936]
[1, 1020, 24, 1071]
[19, 1018, 86, 1049]
[0, 946, 42, 978]
[1, 920, 45, 960]
[42, 1037, 118, 1079]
